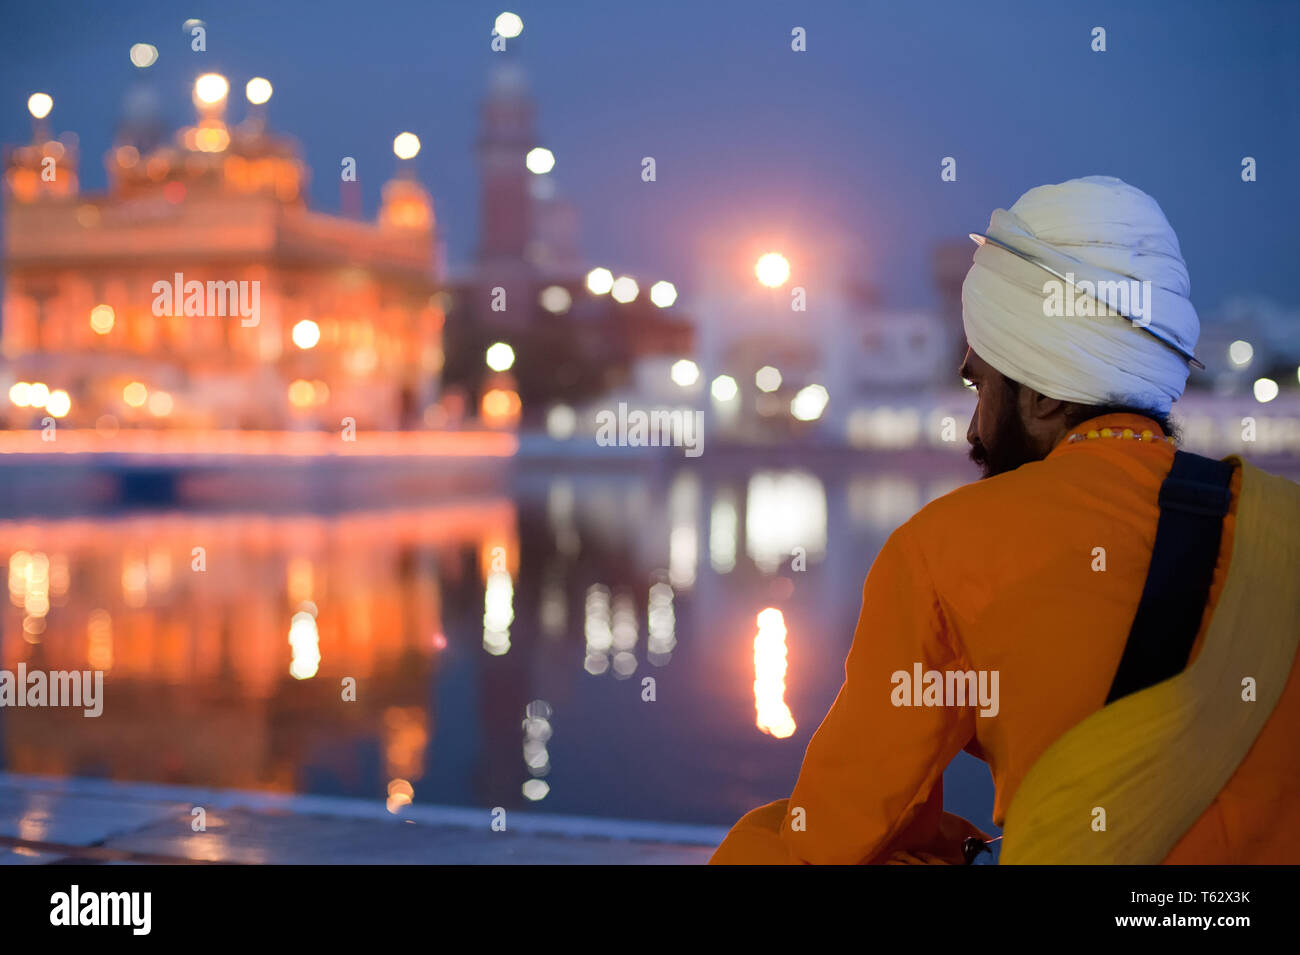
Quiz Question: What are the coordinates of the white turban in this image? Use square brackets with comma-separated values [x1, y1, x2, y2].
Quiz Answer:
[961, 176, 1199, 415]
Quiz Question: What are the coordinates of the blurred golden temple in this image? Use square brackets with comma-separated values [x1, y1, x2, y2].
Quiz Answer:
[3, 74, 443, 433]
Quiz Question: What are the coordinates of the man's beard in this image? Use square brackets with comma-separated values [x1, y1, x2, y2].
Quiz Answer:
[968, 402, 1044, 479]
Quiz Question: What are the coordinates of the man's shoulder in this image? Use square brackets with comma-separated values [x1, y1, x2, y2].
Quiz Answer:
[886, 460, 1075, 611]
[903, 459, 1057, 539]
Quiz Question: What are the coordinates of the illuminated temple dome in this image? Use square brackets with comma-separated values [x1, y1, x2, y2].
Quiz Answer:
[2, 75, 442, 432]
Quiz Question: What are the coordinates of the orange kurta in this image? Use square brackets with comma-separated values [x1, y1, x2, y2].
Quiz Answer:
[711, 413, 1300, 864]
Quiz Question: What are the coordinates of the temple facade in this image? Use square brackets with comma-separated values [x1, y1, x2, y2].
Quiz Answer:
[2, 77, 442, 432]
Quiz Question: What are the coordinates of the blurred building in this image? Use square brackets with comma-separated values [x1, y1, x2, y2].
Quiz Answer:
[441, 60, 693, 428]
[689, 234, 955, 446]
[1198, 297, 1300, 394]
[2, 76, 443, 432]
[931, 238, 975, 375]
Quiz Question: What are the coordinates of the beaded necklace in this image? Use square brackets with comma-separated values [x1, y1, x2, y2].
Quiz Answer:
[1066, 426, 1175, 446]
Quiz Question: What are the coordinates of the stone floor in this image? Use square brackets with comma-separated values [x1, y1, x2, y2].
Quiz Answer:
[0, 773, 723, 865]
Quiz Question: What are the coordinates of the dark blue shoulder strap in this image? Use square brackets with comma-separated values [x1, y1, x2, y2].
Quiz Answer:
[1105, 450, 1235, 704]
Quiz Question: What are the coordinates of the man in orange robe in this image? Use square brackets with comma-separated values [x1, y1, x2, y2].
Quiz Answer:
[711, 177, 1300, 865]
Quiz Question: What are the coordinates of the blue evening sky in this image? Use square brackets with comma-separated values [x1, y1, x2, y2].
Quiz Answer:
[2, 0, 1296, 314]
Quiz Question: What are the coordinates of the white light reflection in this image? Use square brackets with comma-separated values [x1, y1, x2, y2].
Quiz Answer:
[611, 592, 638, 651]
[668, 471, 699, 589]
[584, 584, 612, 674]
[709, 489, 738, 573]
[540, 567, 567, 638]
[754, 608, 795, 738]
[523, 779, 550, 801]
[548, 478, 580, 558]
[521, 700, 552, 799]
[483, 570, 515, 655]
[847, 476, 921, 530]
[647, 581, 676, 666]
[745, 471, 826, 573]
[846, 407, 922, 449]
[288, 609, 320, 679]
[611, 592, 639, 679]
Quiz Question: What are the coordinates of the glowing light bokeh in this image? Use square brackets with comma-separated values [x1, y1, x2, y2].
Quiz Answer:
[670, 359, 699, 387]
[585, 268, 614, 294]
[481, 388, 521, 424]
[610, 276, 639, 303]
[90, 304, 115, 335]
[288, 379, 315, 408]
[292, 319, 321, 349]
[245, 77, 273, 105]
[711, 374, 739, 401]
[791, 383, 829, 421]
[1254, 377, 1279, 403]
[129, 44, 159, 69]
[393, 131, 421, 159]
[755, 252, 790, 288]
[649, 280, 678, 308]
[522, 779, 549, 800]
[1228, 340, 1253, 367]
[46, 390, 71, 418]
[539, 285, 572, 314]
[8, 383, 32, 407]
[147, 390, 174, 417]
[546, 404, 576, 440]
[485, 341, 515, 372]
[525, 146, 555, 174]
[123, 382, 148, 408]
[27, 93, 53, 119]
[194, 73, 229, 105]
[755, 365, 782, 392]
[494, 12, 524, 38]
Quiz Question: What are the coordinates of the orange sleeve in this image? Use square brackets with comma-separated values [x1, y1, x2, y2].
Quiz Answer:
[710, 523, 985, 864]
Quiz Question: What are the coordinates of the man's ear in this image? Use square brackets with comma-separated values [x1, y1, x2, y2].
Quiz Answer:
[1022, 386, 1067, 422]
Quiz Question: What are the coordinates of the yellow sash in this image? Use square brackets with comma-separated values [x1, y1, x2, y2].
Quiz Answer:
[1001, 458, 1300, 864]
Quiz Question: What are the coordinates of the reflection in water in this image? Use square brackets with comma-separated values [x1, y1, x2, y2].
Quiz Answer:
[481, 539, 517, 657]
[583, 584, 612, 675]
[0, 503, 511, 797]
[522, 699, 553, 801]
[753, 607, 796, 739]
[87, 609, 112, 670]
[746, 471, 827, 573]
[288, 607, 321, 680]
[611, 592, 639, 678]
[646, 581, 676, 665]
[387, 777, 414, 814]
[709, 489, 738, 574]
[9, 550, 60, 640]
[668, 471, 699, 589]
[847, 475, 922, 530]
[0, 460, 1009, 827]
[482, 571, 514, 656]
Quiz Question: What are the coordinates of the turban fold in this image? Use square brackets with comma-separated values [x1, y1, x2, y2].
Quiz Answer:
[961, 176, 1199, 415]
